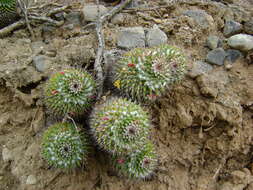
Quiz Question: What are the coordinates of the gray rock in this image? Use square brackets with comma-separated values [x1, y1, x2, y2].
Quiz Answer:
[117, 27, 145, 49]
[146, 25, 168, 47]
[206, 48, 227, 66]
[32, 55, 50, 72]
[206, 35, 222, 50]
[26, 175, 37, 185]
[183, 9, 214, 29]
[111, 13, 125, 25]
[228, 34, 253, 52]
[2, 148, 13, 162]
[223, 20, 242, 37]
[244, 20, 253, 35]
[82, 5, 108, 22]
[65, 12, 82, 25]
[188, 61, 213, 78]
[225, 49, 242, 63]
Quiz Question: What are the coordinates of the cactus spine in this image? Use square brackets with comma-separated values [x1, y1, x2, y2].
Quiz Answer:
[113, 45, 186, 102]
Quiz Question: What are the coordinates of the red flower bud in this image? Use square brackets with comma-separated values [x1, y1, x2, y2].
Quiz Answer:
[51, 90, 58, 95]
[59, 71, 65, 74]
[102, 117, 110, 121]
[127, 63, 135, 67]
[117, 159, 125, 164]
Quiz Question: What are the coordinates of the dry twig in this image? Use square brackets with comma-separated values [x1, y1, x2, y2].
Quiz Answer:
[94, 0, 105, 99]
[0, 1, 67, 37]
[17, 0, 35, 39]
[0, 20, 26, 37]
[93, 0, 133, 100]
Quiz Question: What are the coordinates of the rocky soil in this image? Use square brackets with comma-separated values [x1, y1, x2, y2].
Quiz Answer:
[0, 0, 253, 190]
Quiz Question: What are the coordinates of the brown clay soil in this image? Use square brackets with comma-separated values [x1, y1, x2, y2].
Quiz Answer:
[0, 0, 253, 190]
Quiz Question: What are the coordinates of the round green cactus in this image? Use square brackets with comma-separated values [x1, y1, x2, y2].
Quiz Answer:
[45, 69, 96, 115]
[113, 141, 157, 179]
[0, 0, 18, 29]
[42, 122, 89, 169]
[90, 97, 151, 154]
[113, 45, 186, 102]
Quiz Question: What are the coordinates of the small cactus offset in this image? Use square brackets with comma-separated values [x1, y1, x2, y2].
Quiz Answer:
[90, 97, 151, 154]
[45, 69, 96, 115]
[113, 45, 186, 102]
[113, 141, 157, 179]
[42, 122, 89, 169]
[0, 0, 18, 29]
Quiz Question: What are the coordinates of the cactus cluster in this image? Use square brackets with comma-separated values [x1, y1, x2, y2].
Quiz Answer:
[44, 69, 96, 115]
[113, 45, 186, 102]
[90, 98, 151, 154]
[42, 122, 89, 169]
[0, 0, 18, 29]
[41, 45, 187, 178]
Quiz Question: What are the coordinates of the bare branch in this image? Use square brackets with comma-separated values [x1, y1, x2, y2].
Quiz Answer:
[100, 0, 133, 23]
[17, 0, 35, 40]
[0, 20, 26, 37]
[28, 16, 64, 26]
[94, 0, 105, 99]
[46, 5, 70, 17]
[93, 0, 133, 100]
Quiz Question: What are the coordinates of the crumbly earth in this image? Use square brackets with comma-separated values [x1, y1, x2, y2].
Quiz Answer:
[0, 0, 253, 190]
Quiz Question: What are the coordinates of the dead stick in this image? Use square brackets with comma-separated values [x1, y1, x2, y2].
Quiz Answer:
[17, 0, 35, 39]
[100, 0, 132, 23]
[46, 5, 70, 17]
[0, 20, 26, 37]
[28, 15, 64, 26]
[94, 0, 105, 99]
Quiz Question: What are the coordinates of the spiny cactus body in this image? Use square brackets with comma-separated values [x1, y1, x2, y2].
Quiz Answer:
[90, 98, 151, 154]
[113, 141, 157, 179]
[42, 122, 89, 169]
[113, 45, 186, 102]
[0, 0, 18, 29]
[45, 69, 96, 115]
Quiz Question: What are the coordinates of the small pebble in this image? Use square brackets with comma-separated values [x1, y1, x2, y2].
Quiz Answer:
[206, 35, 222, 50]
[228, 34, 253, 52]
[188, 61, 213, 78]
[26, 175, 37, 185]
[206, 48, 227, 66]
[146, 25, 168, 47]
[82, 5, 108, 22]
[225, 49, 242, 63]
[223, 20, 242, 37]
[117, 27, 145, 49]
